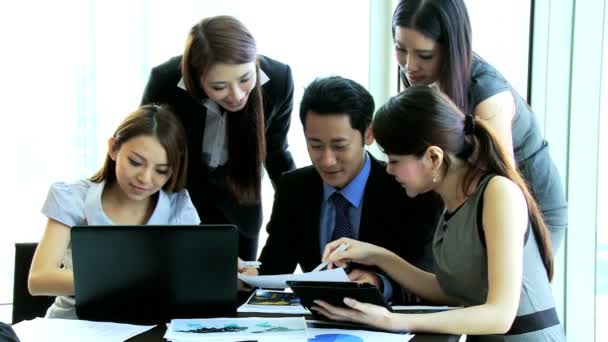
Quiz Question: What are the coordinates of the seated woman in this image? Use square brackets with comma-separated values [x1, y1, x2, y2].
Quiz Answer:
[28, 104, 200, 319]
[314, 86, 565, 340]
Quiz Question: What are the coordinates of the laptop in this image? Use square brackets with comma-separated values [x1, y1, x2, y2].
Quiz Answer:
[71, 224, 238, 324]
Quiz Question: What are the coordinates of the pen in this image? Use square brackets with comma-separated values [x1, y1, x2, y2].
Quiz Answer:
[311, 242, 350, 273]
[241, 261, 262, 268]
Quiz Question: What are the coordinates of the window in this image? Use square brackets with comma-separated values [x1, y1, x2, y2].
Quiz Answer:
[531, 0, 606, 339]
[596, 2, 608, 338]
[467, 0, 531, 97]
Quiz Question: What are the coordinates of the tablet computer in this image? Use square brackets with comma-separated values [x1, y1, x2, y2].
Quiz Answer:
[286, 281, 392, 312]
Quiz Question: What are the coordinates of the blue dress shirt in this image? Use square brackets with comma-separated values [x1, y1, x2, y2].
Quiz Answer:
[318, 152, 393, 298]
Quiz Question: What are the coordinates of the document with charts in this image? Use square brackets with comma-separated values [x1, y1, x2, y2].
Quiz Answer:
[164, 316, 307, 341]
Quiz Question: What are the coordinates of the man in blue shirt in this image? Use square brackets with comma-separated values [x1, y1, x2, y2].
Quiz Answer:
[254, 76, 442, 303]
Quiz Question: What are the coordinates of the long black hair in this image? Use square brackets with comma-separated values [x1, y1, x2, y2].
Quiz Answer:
[392, 0, 473, 114]
[181, 16, 265, 204]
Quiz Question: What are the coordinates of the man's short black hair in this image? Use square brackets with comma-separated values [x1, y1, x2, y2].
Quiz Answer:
[299, 76, 375, 139]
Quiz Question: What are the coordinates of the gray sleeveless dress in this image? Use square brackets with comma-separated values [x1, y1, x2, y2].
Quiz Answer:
[433, 175, 565, 341]
[469, 56, 568, 251]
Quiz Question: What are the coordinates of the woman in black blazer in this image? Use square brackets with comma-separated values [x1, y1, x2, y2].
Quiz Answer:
[141, 16, 295, 259]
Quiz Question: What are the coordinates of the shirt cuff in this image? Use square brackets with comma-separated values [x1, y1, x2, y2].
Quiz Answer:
[377, 273, 393, 300]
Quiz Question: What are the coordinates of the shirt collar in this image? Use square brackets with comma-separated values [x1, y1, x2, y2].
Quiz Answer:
[323, 151, 371, 208]
[259, 68, 270, 85]
[83, 180, 172, 225]
[202, 98, 222, 116]
[146, 189, 171, 224]
[84, 180, 113, 225]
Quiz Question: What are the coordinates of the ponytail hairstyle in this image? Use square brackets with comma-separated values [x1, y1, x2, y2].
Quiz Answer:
[373, 86, 554, 280]
[181, 15, 265, 204]
[90, 104, 189, 193]
[392, 0, 473, 114]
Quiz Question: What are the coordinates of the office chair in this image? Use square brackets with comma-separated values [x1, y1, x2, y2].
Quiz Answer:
[12, 243, 54, 324]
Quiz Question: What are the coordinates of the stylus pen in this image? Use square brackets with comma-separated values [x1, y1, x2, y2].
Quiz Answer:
[311, 242, 350, 273]
[241, 261, 262, 268]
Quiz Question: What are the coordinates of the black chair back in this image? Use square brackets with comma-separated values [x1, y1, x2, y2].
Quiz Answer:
[12, 243, 55, 324]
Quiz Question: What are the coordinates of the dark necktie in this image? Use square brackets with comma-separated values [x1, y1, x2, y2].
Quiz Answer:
[331, 192, 354, 240]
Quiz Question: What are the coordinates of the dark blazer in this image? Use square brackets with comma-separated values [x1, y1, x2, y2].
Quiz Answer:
[141, 55, 296, 259]
[258, 154, 443, 297]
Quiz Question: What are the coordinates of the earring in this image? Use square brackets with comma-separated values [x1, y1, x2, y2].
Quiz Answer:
[432, 172, 438, 183]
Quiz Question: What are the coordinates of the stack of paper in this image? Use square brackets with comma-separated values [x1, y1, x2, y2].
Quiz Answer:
[238, 289, 311, 315]
[238, 268, 349, 289]
[164, 317, 308, 342]
[11, 317, 155, 342]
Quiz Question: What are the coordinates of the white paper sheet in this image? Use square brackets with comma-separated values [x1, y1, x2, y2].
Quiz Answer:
[237, 304, 311, 315]
[238, 268, 350, 289]
[12, 317, 155, 342]
[392, 305, 460, 312]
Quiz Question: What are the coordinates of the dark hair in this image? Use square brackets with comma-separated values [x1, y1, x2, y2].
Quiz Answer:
[181, 15, 265, 204]
[373, 86, 554, 280]
[299, 76, 374, 140]
[392, 0, 472, 114]
[90, 104, 188, 193]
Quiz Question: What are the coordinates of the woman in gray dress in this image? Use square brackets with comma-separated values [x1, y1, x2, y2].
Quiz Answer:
[391, 0, 567, 251]
[314, 86, 565, 341]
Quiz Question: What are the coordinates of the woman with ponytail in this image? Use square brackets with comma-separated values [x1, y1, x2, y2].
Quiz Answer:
[314, 87, 565, 340]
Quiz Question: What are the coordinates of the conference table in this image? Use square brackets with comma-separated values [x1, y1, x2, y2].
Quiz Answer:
[130, 322, 460, 341]
[127, 293, 462, 342]
[129, 322, 461, 341]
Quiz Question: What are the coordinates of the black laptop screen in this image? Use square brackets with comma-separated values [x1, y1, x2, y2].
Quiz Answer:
[71, 224, 238, 323]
